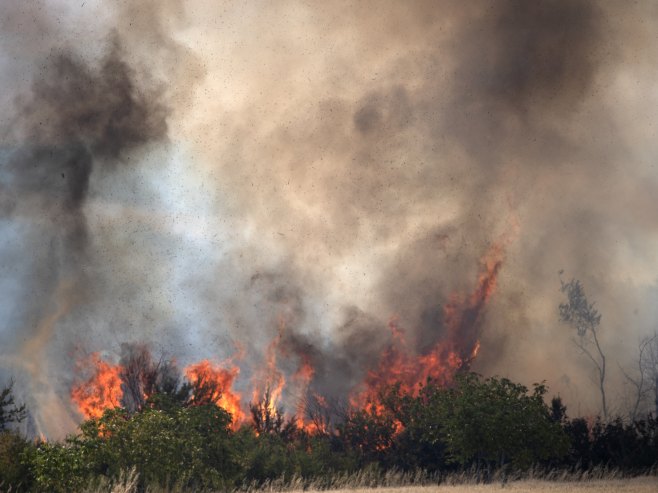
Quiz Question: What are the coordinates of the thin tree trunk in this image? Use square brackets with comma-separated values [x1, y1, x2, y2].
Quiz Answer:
[591, 329, 607, 419]
[655, 375, 658, 417]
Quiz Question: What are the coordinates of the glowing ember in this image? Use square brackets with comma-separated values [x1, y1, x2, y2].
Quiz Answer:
[185, 360, 244, 427]
[71, 353, 123, 420]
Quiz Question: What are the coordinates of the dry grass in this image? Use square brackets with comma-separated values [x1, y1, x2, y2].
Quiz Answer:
[311, 478, 658, 493]
[85, 469, 658, 493]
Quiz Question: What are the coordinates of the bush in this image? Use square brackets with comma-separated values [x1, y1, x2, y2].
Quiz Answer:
[379, 373, 569, 471]
[436, 373, 570, 468]
[0, 431, 34, 491]
[32, 401, 239, 491]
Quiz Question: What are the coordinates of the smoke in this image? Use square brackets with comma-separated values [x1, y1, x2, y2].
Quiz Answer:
[0, 0, 199, 437]
[2, 0, 658, 436]
[183, 0, 658, 411]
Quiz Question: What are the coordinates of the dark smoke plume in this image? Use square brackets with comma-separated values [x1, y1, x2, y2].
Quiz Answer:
[5, 41, 168, 246]
[0, 1, 191, 437]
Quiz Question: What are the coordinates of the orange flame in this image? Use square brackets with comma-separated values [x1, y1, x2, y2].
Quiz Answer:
[292, 354, 315, 430]
[69, 229, 514, 435]
[350, 238, 507, 411]
[71, 353, 123, 420]
[185, 360, 244, 427]
[251, 320, 286, 421]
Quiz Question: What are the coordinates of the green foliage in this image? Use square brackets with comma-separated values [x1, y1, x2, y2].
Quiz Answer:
[0, 380, 27, 431]
[0, 431, 35, 491]
[436, 373, 570, 468]
[233, 427, 299, 483]
[32, 402, 238, 491]
[9, 374, 658, 491]
[32, 440, 91, 493]
[559, 278, 601, 337]
[562, 414, 658, 471]
[380, 373, 569, 470]
[380, 382, 449, 471]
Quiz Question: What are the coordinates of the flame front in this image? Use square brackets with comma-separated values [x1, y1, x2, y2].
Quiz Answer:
[350, 238, 507, 408]
[185, 360, 244, 426]
[70, 238, 510, 433]
[71, 354, 123, 420]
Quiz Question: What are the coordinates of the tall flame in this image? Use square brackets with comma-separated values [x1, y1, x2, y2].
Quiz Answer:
[350, 238, 507, 408]
[71, 354, 122, 420]
[185, 360, 244, 427]
[292, 353, 315, 430]
[251, 320, 286, 422]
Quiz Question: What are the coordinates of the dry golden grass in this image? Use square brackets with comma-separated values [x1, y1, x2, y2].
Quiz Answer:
[85, 470, 658, 493]
[304, 478, 658, 493]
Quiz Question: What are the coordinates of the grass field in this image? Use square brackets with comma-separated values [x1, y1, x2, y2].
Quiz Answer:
[87, 469, 658, 493]
[92, 476, 658, 493]
[307, 478, 658, 493]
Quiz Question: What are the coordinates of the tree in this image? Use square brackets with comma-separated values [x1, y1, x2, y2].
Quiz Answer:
[337, 402, 399, 467]
[435, 373, 569, 471]
[622, 333, 658, 420]
[0, 430, 34, 491]
[379, 382, 449, 471]
[0, 380, 26, 431]
[559, 277, 608, 419]
[118, 344, 191, 413]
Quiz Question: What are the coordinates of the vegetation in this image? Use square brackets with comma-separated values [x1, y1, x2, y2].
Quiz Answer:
[0, 379, 26, 431]
[559, 277, 608, 419]
[0, 372, 656, 491]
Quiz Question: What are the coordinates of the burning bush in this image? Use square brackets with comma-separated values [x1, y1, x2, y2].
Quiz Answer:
[15, 371, 658, 491]
[71, 345, 244, 425]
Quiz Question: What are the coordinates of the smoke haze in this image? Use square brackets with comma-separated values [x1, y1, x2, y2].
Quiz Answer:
[1, 1, 658, 437]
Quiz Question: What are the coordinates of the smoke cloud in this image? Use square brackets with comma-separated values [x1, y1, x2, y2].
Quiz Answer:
[1, 1, 658, 436]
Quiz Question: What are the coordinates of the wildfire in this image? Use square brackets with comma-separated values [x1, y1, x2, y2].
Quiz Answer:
[251, 321, 286, 421]
[69, 235, 513, 436]
[185, 360, 244, 426]
[350, 238, 507, 410]
[292, 354, 315, 430]
[71, 353, 122, 420]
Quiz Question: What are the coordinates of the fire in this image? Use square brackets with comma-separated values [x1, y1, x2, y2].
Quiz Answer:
[185, 360, 244, 427]
[246, 318, 321, 432]
[251, 321, 286, 420]
[69, 233, 514, 436]
[292, 354, 315, 430]
[71, 353, 123, 420]
[350, 238, 507, 410]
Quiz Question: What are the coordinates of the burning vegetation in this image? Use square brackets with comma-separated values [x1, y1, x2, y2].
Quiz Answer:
[70, 238, 509, 432]
[3, 0, 658, 489]
[70, 355, 122, 421]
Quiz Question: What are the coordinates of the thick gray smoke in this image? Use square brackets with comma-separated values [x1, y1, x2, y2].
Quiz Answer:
[0, 0, 198, 437]
[1, 1, 658, 437]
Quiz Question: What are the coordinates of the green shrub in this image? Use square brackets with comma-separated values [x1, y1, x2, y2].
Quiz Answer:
[32, 401, 239, 491]
[32, 440, 91, 493]
[0, 431, 35, 491]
